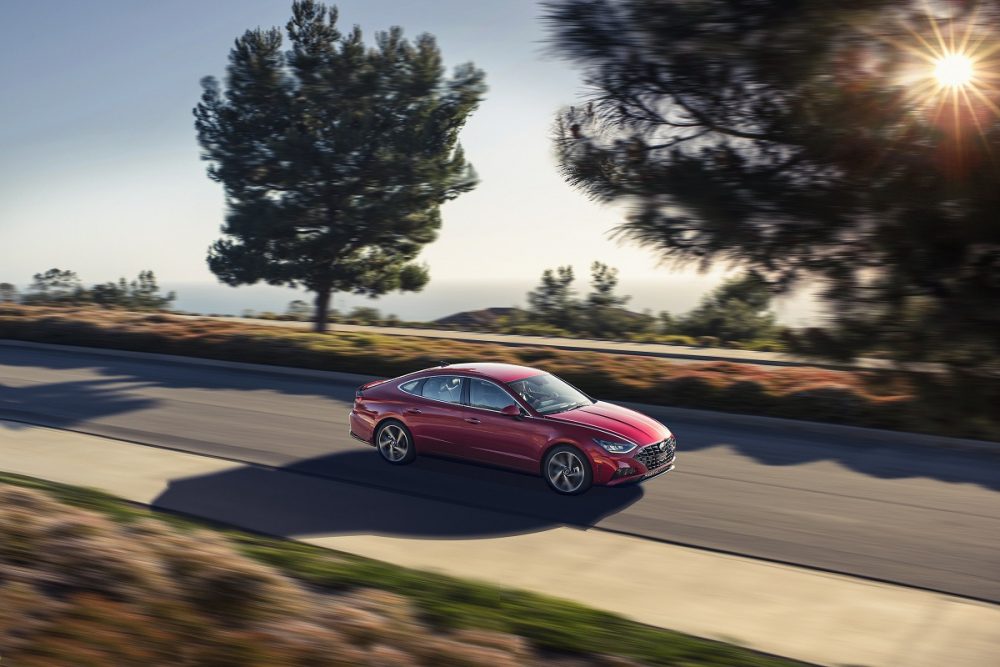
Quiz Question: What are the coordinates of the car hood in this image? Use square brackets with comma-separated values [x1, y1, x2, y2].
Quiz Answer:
[546, 401, 670, 445]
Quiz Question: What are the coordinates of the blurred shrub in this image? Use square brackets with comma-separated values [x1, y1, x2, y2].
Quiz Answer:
[776, 386, 868, 423]
[497, 322, 573, 337]
[515, 347, 559, 364]
[720, 381, 774, 412]
[742, 339, 785, 353]
[346, 306, 383, 325]
[658, 335, 698, 347]
[657, 375, 723, 409]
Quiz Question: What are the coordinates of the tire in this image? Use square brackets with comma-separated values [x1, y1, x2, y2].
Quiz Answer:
[542, 445, 593, 495]
[375, 420, 416, 465]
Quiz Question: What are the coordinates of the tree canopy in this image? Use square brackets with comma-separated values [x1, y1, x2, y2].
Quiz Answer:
[545, 0, 1000, 366]
[0, 283, 18, 303]
[19, 269, 175, 310]
[673, 274, 777, 343]
[90, 271, 176, 311]
[23, 269, 84, 305]
[195, 0, 486, 331]
[527, 265, 577, 330]
[526, 262, 650, 337]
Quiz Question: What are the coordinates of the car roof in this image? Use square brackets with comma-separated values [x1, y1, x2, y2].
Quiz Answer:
[429, 362, 543, 383]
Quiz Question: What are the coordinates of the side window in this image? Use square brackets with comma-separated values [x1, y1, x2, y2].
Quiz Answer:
[420, 376, 463, 404]
[469, 378, 516, 411]
[399, 379, 423, 395]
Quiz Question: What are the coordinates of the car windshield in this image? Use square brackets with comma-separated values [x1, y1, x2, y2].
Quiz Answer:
[507, 373, 593, 415]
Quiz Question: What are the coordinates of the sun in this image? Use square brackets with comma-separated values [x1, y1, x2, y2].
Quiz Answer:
[867, 6, 1000, 132]
[934, 52, 974, 88]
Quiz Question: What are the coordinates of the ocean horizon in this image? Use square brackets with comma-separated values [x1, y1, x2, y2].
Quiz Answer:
[147, 278, 822, 327]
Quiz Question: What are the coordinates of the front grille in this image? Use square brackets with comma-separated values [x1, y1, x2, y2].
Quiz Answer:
[635, 435, 676, 471]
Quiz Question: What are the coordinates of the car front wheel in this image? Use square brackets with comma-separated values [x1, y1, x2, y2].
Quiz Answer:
[543, 445, 592, 495]
[375, 420, 416, 465]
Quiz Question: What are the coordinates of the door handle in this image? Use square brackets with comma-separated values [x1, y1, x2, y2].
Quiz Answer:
[464, 417, 481, 424]
[405, 408, 422, 415]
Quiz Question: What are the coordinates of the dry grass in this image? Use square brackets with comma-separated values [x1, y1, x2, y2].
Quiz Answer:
[0, 484, 612, 666]
[0, 480, 802, 666]
[1, 304, 996, 440]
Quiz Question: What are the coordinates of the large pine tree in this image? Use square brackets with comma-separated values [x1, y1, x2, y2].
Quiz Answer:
[545, 0, 1000, 366]
[195, 1, 486, 331]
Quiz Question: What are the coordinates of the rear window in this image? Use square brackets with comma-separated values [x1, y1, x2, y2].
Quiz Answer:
[420, 376, 464, 404]
[399, 379, 422, 395]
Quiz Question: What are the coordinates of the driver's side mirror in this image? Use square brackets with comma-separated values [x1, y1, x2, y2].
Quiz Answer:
[500, 404, 521, 417]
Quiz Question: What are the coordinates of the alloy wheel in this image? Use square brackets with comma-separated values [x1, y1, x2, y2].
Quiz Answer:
[546, 450, 586, 493]
[378, 424, 410, 462]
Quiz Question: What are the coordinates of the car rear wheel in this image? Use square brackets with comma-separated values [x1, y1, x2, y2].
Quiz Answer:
[543, 445, 592, 495]
[376, 420, 416, 465]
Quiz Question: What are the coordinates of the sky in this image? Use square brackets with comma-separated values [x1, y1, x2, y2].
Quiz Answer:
[0, 1, 817, 322]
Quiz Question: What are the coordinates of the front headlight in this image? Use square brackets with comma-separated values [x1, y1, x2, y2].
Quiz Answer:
[593, 438, 637, 454]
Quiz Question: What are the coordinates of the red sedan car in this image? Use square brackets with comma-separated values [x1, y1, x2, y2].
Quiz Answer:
[349, 362, 676, 494]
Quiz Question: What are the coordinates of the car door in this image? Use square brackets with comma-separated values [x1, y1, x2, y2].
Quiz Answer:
[458, 378, 544, 472]
[402, 375, 468, 456]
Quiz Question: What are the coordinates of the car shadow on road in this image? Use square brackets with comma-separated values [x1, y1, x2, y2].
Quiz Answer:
[674, 421, 1000, 491]
[0, 377, 159, 431]
[0, 344, 366, 398]
[151, 449, 645, 540]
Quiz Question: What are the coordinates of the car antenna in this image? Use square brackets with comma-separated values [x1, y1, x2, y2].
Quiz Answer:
[437, 360, 449, 367]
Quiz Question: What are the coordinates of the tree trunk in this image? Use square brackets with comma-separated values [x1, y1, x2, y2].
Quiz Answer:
[313, 288, 332, 333]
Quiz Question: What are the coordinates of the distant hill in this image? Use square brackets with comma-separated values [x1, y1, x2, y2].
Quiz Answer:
[433, 305, 655, 333]
[433, 307, 523, 330]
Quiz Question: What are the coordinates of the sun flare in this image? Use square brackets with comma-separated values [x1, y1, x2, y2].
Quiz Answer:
[934, 53, 974, 88]
[866, 6, 1000, 135]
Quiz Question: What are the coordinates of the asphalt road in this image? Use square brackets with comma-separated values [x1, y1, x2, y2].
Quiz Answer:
[1, 345, 997, 602]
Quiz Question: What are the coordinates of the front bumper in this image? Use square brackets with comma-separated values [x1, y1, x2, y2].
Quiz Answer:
[595, 436, 677, 486]
[603, 457, 676, 486]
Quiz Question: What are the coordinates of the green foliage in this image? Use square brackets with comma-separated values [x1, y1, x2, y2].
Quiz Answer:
[345, 305, 382, 324]
[526, 265, 577, 330]
[656, 311, 676, 334]
[23, 268, 86, 305]
[499, 322, 573, 337]
[583, 261, 651, 338]
[525, 261, 653, 338]
[674, 274, 777, 343]
[20, 270, 174, 310]
[585, 261, 628, 310]
[0, 283, 17, 303]
[285, 299, 312, 321]
[90, 271, 176, 311]
[195, 0, 486, 331]
[546, 0, 1000, 366]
